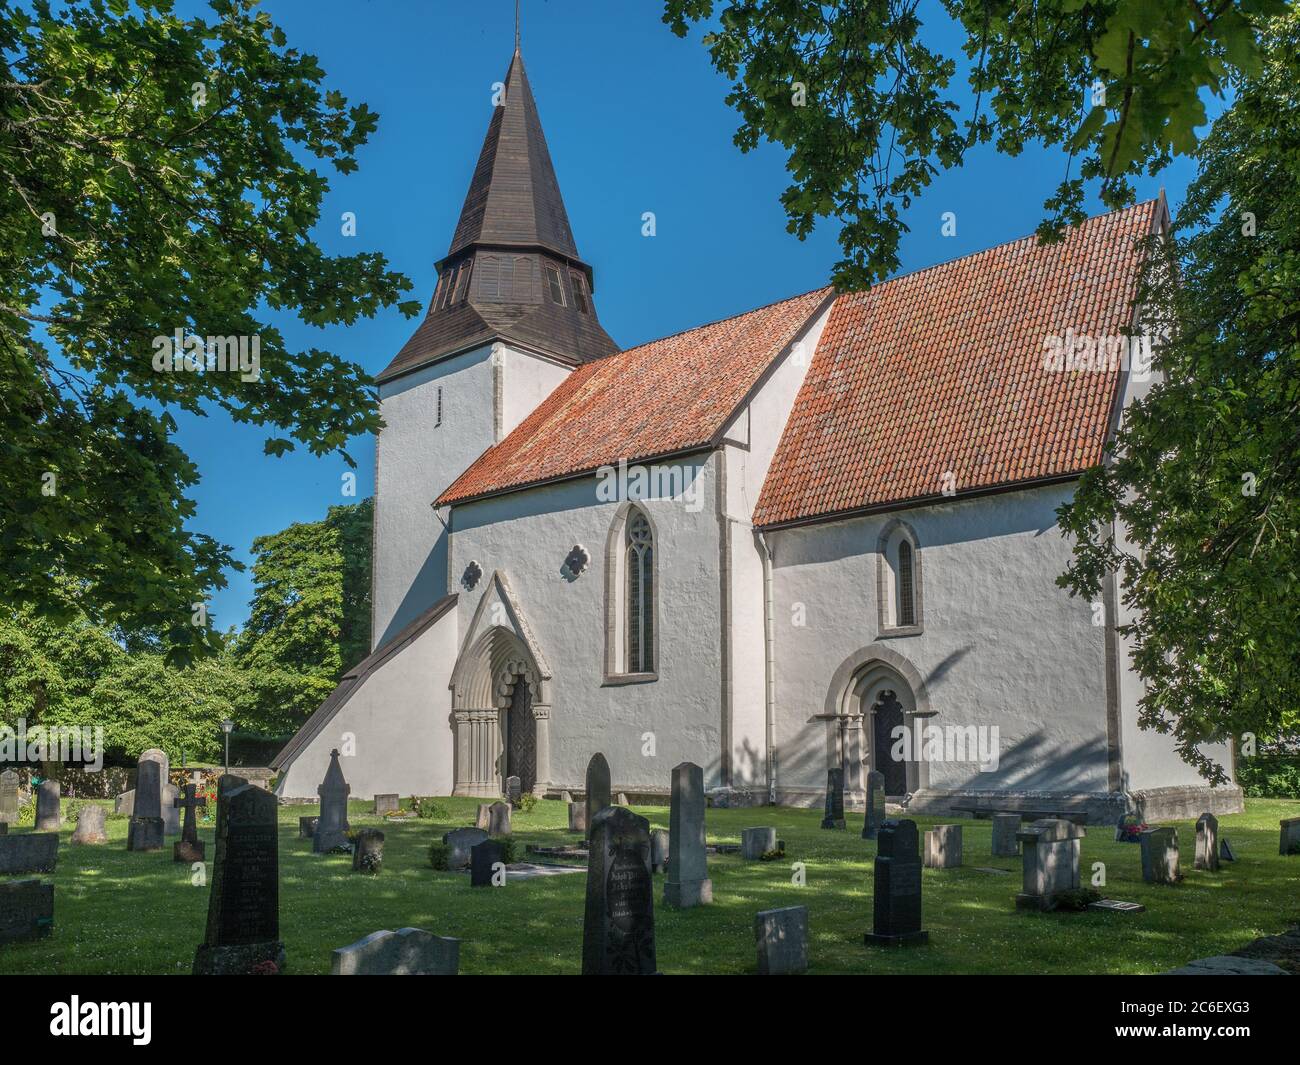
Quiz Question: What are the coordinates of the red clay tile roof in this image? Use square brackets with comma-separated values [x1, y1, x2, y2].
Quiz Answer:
[436, 287, 833, 505]
[752, 200, 1162, 528]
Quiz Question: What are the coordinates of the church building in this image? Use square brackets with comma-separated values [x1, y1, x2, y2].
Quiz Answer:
[273, 45, 1242, 823]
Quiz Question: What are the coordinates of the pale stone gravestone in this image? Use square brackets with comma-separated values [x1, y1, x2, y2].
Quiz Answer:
[331, 928, 460, 975]
[114, 790, 134, 816]
[71, 805, 107, 845]
[487, 800, 511, 836]
[443, 827, 488, 870]
[298, 816, 319, 840]
[991, 813, 1021, 858]
[1194, 812, 1219, 872]
[470, 839, 504, 887]
[664, 761, 712, 907]
[193, 776, 285, 975]
[0, 769, 18, 824]
[352, 828, 384, 874]
[1140, 827, 1181, 884]
[616, 792, 630, 806]
[865, 819, 928, 946]
[861, 770, 886, 840]
[755, 906, 808, 975]
[561, 790, 574, 803]
[820, 768, 845, 829]
[741, 826, 777, 860]
[475, 803, 491, 830]
[162, 783, 181, 835]
[313, 749, 351, 853]
[373, 793, 399, 816]
[173, 783, 207, 863]
[1278, 817, 1300, 856]
[650, 829, 669, 874]
[0, 832, 58, 874]
[924, 824, 963, 869]
[585, 753, 611, 842]
[583, 806, 657, 975]
[567, 802, 587, 834]
[0, 879, 54, 945]
[1016, 818, 1085, 910]
[505, 776, 522, 806]
[35, 780, 61, 832]
[127, 759, 164, 851]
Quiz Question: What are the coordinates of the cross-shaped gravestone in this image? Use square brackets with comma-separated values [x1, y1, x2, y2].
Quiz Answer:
[174, 783, 207, 863]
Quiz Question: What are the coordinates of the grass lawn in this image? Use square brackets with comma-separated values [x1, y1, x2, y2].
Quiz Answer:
[2, 796, 1296, 975]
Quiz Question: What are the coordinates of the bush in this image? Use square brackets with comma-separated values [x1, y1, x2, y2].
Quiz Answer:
[15, 792, 35, 827]
[516, 793, 538, 814]
[428, 842, 450, 870]
[490, 836, 518, 864]
[1236, 751, 1300, 799]
[410, 796, 450, 820]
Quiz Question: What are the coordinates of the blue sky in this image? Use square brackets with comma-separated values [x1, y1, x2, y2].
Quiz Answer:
[169, 0, 1206, 631]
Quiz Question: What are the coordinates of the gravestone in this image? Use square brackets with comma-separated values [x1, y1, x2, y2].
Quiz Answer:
[924, 824, 963, 869]
[193, 776, 285, 975]
[755, 906, 808, 975]
[331, 928, 460, 975]
[298, 816, 319, 840]
[585, 753, 611, 842]
[313, 749, 351, 853]
[0, 832, 59, 874]
[991, 813, 1021, 858]
[1279, 817, 1300, 856]
[650, 829, 669, 874]
[0, 879, 54, 945]
[0, 769, 18, 824]
[173, 783, 207, 863]
[114, 790, 134, 816]
[352, 829, 385, 874]
[820, 768, 845, 829]
[475, 803, 491, 829]
[561, 790, 574, 804]
[1140, 827, 1181, 884]
[1220, 837, 1236, 862]
[373, 793, 399, 816]
[487, 801, 511, 836]
[1016, 818, 1085, 910]
[664, 761, 712, 907]
[617, 792, 630, 806]
[741, 826, 777, 860]
[0, 823, 5, 835]
[865, 819, 928, 946]
[505, 776, 522, 806]
[583, 806, 656, 975]
[470, 839, 504, 887]
[161, 783, 180, 836]
[1089, 899, 1146, 914]
[443, 827, 488, 870]
[34, 780, 61, 832]
[127, 759, 164, 852]
[1194, 812, 1219, 872]
[861, 770, 886, 840]
[567, 802, 587, 834]
[71, 805, 107, 845]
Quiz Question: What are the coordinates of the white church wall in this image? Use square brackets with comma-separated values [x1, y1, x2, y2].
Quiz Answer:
[448, 454, 726, 793]
[500, 345, 571, 438]
[769, 482, 1115, 802]
[274, 610, 460, 800]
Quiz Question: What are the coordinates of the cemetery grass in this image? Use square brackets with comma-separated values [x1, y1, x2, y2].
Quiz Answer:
[2, 797, 1297, 975]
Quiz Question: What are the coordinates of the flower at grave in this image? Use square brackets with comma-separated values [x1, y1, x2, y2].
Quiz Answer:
[251, 960, 279, 975]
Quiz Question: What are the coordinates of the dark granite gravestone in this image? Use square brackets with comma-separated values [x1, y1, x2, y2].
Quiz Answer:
[991, 813, 1021, 857]
[664, 761, 711, 907]
[373, 793, 399, 816]
[193, 776, 285, 975]
[0, 823, 6, 836]
[504, 775, 522, 806]
[861, 769, 886, 840]
[71, 805, 107, 845]
[650, 829, 669, 875]
[313, 749, 351, 853]
[330, 927, 460, 975]
[173, 783, 207, 863]
[127, 759, 164, 851]
[442, 827, 488, 870]
[755, 905, 808, 975]
[585, 753, 611, 842]
[34, 780, 61, 832]
[1195, 812, 1220, 872]
[0, 832, 59, 874]
[1281, 816, 1300, 855]
[0, 769, 18, 824]
[0, 879, 54, 945]
[352, 829, 385, 874]
[1220, 837, 1236, 862]
[864, 819, 928, 946]
[820, 768, 845, 829]
[298, 816, 319, 840]
[583, 806, 657, 975]
[470, 839, 504, 887]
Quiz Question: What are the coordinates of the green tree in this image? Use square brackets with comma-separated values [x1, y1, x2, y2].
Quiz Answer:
[663, 0, 1286, 288]
[234, 499, 371, 735]
[1057, 10, 1300, 782]
[1, 0, 416, 661]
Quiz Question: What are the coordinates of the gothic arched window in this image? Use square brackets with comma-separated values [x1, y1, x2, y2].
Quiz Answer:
[878, 520, 923, 635]
[897, 540, 915, 626]
[625, 511, 655, 673]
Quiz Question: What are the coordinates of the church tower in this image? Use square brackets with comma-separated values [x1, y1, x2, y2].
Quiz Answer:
[371, 45, 617, 648]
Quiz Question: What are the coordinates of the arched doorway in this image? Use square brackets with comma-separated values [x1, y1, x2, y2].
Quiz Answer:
[504, 669, 536, 792]
[870, 689, 908, 795]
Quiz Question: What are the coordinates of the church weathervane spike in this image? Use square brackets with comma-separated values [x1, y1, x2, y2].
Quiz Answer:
[515, 0, 521, 51]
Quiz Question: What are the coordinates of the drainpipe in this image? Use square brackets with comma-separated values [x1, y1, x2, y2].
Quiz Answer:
[757, 531, 776, 805]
